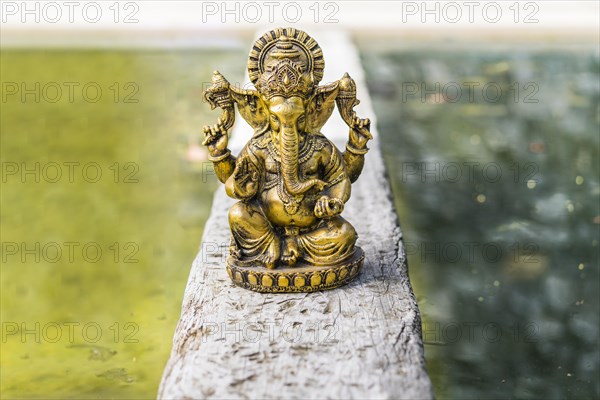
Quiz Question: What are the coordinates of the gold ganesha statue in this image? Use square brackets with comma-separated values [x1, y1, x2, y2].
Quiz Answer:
[203, 28, 372, 292]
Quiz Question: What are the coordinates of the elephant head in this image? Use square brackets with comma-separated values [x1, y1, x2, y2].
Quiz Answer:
[226, 29, 344, 196]
[228, 78, 338, 196]
[264, 95, 323, 196]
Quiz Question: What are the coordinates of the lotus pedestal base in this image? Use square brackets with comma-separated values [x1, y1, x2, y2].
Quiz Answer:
[226, 248, 364, 293]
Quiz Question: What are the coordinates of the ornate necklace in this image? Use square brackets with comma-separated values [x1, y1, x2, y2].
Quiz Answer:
[276, 165, 304, 214]
[266, 135, 315, 164]
[266, 136, 315, 215]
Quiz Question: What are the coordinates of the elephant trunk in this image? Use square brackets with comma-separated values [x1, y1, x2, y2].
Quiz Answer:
[280, 126, 322, 195]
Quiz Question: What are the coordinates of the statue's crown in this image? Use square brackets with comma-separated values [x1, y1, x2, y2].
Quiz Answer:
[256, 37, 314, 99]
[248, 28, 324, 100]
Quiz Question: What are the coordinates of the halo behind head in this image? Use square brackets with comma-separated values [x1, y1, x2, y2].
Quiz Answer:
[248, 27, 325, 93]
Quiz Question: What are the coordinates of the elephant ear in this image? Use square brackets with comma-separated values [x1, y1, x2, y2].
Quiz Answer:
[305, 81, 339, 134]
[230, 86, 269, 134]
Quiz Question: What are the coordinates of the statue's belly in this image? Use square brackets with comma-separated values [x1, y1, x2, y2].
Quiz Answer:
[260, 186, 317, 228]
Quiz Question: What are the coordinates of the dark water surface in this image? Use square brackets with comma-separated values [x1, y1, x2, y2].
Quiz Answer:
[359, 40, 599, 399]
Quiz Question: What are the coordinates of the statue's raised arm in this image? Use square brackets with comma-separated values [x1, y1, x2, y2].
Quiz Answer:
[202, 71, 235, 183]
[336, 73, 374, 183]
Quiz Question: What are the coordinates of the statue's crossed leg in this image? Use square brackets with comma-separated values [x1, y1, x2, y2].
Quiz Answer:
[229, 201, 357, 269]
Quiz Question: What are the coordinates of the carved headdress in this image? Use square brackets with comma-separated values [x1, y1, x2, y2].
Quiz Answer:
[248, 28, 324, 100]
[204, 28, 342, 136]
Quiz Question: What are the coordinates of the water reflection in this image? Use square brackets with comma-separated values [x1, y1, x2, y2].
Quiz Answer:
[360, 42, 599, 398]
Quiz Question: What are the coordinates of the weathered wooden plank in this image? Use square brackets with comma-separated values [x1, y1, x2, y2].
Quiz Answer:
[158, 30, 433, 400]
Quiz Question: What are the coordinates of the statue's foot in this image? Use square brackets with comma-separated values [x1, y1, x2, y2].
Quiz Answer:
[259, 237, 280, 270]
[281, 236, 299, 266]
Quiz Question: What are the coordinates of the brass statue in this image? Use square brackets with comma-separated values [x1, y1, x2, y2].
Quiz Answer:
[203, 28, 372, 292]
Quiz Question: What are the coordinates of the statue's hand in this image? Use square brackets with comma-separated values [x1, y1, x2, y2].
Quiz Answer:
[348, 116, 373, 149]
[314, 196, 344, 219]
[202, 123, 229, 157]
[233, 156, 259, 199]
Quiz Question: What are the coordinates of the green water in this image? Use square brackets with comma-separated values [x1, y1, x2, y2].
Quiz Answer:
[0, 49, 245, 398]
[359, 41, 600, 398]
